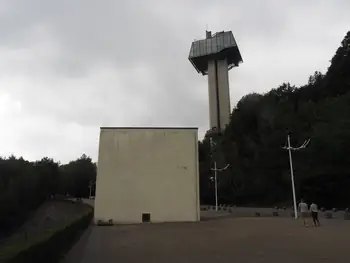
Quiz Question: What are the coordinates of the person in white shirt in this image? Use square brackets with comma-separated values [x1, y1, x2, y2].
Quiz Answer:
[310, 202, 320, 226]
[298, 199, 309, 226]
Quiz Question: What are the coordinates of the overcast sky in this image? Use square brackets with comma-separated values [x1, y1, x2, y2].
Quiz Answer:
[0, 0, 349, 163]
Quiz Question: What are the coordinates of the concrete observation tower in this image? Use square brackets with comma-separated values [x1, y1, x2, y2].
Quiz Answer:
[189, 31, 243, 133]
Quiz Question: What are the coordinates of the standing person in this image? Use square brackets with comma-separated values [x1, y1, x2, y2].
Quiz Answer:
[298, 199, 309, 227]
[310, 202, 320, 226]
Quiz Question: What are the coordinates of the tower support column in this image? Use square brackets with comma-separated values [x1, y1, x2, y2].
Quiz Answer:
[207, 59, 231, 131]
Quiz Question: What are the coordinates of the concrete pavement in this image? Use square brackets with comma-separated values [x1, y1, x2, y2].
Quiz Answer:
[63, 216, 350, 263]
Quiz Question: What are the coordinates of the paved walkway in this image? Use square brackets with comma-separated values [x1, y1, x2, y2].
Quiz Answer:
[63, 216, 350, 263]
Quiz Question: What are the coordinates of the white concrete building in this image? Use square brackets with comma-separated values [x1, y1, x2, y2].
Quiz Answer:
[94, 127, 200, 224]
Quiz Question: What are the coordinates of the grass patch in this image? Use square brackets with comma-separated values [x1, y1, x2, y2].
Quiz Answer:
[0, 208, 93, 263]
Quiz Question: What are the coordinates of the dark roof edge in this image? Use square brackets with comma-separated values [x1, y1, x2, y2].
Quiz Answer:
[100, 127, 198, 130]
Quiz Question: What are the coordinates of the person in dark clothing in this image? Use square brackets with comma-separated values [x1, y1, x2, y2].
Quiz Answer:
[310, 202, 320, 226]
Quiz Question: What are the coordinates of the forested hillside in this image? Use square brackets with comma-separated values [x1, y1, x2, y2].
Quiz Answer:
[199, 31, 350, 209]
[0, 154, 96, 238]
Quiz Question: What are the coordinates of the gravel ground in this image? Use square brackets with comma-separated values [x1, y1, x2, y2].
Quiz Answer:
[64, 214, 350, 263]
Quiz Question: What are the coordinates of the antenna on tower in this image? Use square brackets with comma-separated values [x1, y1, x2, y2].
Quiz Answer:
[205, 24, 211, 39]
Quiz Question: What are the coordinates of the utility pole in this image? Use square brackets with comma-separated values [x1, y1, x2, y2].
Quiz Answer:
[282, 134, 310, 219]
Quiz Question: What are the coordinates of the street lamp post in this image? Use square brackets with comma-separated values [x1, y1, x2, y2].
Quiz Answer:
[210, 162, 230, 211]
[282, 134, 310, 219]
[88, 181, 96, 199]
[209, 136, 230, 211]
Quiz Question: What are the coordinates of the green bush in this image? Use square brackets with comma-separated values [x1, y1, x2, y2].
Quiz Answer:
[0, 210, 93, 263]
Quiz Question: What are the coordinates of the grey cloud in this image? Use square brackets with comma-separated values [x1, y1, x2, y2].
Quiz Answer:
[0, 0, 350, 161]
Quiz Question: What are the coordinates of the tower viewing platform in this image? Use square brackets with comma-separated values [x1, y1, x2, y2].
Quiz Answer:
[189, 31, 243, 75]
